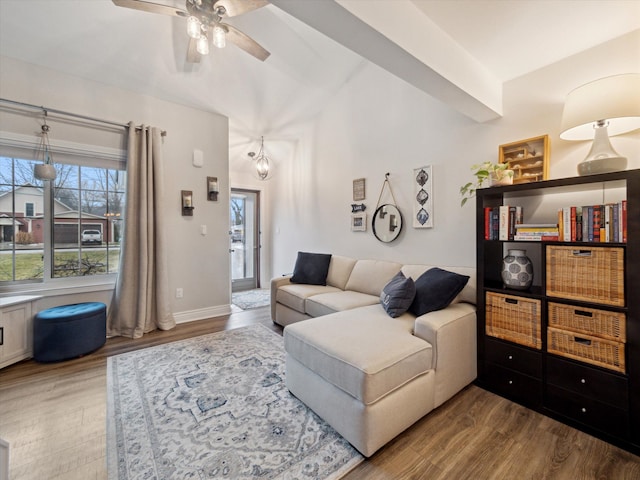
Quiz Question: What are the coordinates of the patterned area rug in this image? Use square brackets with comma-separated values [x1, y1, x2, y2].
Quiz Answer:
[232, 289, 271, 310]
[107, 324, 363, 479]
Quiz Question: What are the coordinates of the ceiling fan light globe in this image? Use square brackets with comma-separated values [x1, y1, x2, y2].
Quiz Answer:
[213, 25, 226, 49]
[196, 34, 209, 55]
[187, 16, 201, 39]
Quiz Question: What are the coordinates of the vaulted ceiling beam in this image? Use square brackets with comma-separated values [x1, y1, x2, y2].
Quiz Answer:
[270, 0, 503, 122]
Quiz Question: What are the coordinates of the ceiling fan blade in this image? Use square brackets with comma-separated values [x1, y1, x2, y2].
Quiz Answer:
[186, 37, 202, 63]
[213, 0, 269, 18]
[112, 0, 187, 17]
[224, 24, 270, 61]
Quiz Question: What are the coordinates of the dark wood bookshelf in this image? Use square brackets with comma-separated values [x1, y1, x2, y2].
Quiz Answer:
[475, 168, 640, 456]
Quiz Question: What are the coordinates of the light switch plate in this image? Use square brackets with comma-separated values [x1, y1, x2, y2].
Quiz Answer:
[192, 149, 203, 167]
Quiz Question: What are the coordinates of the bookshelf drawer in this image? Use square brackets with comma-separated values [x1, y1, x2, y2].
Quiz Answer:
[546, 385, 629, 439]
[485, 337, 542, 378]
[547, 356, 628, 408]
[546, 246, 624, 306]
[483, 363, 542, 407]
[548, 302, 626, 341]
[485, 292, 541, 349]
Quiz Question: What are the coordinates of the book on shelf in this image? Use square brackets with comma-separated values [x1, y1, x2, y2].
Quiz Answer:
[622, 200, 627, 243]
[562, 206, 572, 242]
[555, 202, 626, 244]
[514, 234, 559, 241]
[515, 231, 559, 235]
[484, 207, 491, 240]
[593, 205, 602, 242]
[516, 223, 558, 229]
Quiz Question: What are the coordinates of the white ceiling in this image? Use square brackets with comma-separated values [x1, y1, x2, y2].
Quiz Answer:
[412, 0, 640, 82]
[1, 0, 638, 159]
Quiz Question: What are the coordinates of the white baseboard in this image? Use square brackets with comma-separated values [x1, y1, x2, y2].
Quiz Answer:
[173, 305, 232, 324]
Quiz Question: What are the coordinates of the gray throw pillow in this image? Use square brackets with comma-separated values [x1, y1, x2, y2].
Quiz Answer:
[409, 267, 470, 316]
[290, 252, 332, 285]
[380, 271, 416, 318]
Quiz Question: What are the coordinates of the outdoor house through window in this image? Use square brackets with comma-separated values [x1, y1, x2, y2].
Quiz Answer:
[0, 156, 125, 283]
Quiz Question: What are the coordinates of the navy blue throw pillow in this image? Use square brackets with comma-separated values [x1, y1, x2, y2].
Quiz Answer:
[409, 267, 470, 316]
[290, 252, 332, 285]
[380, 271, 416, 318]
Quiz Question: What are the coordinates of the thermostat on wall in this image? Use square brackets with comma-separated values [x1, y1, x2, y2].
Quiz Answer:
[192, 149, 203, 167]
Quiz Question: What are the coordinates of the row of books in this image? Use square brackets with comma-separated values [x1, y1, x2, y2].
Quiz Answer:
[484, 206, 524, 240]
[484, 202, 627, 243]
[557, 202, 627, 243]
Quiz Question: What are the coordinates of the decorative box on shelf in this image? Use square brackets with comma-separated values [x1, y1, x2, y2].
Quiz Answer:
[499, 135, 549, 184]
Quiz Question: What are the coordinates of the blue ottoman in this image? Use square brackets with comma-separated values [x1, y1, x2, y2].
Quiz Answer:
[33, 302, 107, 362]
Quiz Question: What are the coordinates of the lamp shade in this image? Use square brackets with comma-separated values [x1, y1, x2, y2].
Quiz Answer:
[560, 73, 640, 140]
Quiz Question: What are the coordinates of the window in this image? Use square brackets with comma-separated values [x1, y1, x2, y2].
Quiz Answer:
[0, 156, 125, 283]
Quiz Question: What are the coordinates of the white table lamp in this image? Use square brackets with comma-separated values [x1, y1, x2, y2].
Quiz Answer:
[560, 73, 640, 176]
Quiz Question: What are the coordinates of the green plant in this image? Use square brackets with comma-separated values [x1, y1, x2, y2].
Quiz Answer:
[460, 161, 513, 206]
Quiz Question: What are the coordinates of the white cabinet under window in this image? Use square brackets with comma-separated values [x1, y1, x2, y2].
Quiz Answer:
[0, 295, 40, 369]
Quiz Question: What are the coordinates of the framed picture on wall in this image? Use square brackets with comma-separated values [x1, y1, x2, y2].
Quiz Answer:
[413, 166, 433, 228]
[353, 178, 366, 201]
[351, 212, 367, 231]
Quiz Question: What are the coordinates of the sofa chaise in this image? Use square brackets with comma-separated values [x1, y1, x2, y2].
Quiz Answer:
[271, 253, 477, 457]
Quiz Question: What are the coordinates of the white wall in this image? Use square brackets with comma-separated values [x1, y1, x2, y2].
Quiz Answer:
[0, 56, 231, 321]
[269, 31, 640, 276]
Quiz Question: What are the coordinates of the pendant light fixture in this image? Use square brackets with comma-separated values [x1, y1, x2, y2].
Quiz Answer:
[33, 113, 57, 181]
[248, 136, 270, 180]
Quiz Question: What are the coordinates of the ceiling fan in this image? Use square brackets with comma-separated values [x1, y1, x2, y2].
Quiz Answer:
[112, 0, 270, 62]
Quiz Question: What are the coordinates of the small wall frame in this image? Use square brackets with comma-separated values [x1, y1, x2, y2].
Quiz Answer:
[181, 190, 194, 216]
[351, 212, 367, 231]
[353, 178, 366, 201]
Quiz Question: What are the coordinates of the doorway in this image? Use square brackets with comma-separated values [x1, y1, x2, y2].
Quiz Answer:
[230, 189, 260, 292]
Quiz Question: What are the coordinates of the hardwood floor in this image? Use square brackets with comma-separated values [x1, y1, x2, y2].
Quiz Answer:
[1, 307, 638, 480]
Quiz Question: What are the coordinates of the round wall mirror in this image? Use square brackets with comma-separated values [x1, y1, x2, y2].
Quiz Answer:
[372, 204, 403, 243]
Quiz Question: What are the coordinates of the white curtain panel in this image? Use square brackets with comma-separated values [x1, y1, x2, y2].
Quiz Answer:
[107, 123, 175, 338]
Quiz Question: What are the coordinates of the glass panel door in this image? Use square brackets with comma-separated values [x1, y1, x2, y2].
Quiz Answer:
[230, 189, 260, 292]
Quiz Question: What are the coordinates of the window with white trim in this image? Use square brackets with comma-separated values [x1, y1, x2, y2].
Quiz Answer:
[0, 143, 126, 284]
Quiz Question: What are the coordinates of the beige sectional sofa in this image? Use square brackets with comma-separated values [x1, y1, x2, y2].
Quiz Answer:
[270, 254, 477, 457]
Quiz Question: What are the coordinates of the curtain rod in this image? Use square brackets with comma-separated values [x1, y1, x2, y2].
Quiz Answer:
[0, 97, 167, 137]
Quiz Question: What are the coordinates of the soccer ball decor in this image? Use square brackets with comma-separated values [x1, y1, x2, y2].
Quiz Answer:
[501, 249, 533, 290]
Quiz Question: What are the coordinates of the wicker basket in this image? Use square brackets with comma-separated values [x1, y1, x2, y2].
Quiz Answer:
[486, 292, 541, 349]
[548, 327, 626, 373]
[548, 302, 626, 342]
[546, 246, 624, 306]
